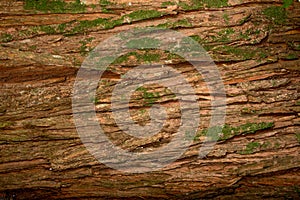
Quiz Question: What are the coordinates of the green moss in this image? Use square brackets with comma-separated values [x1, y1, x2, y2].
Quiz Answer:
[67, 18, 110, 35]
[195, 126, 222, 141]
[126, 38, 160, 49]
[161, 1, 176, 7]
[113, 52, 135, 64]
[194, 122, 274, 141]
[261, 141, 270, 149]
[202, 0, 228, 8]
[40, 25, 56, 34]
[126, 10, 163, 21]
[171, 37, 203, 53]
[283, 0, 293, 8]
[189, 35, 201, 42]
[20, 22, 68, 37]
[239, 14, 251, 25]
[296, 101, 300, 106]
[215, 46, 259, 60]
[29, 45, 37, 50]
[65, 10, 163, 36]
[178, 0, 228, 10]
[156, 19, 192, 29]
[239, 141, 260, 154]
[90, 96, 99, 104]
[216, 28, 235, 42]
[112, 51, 161, 65]
[263, 6, 287, 24]
[24, 0, 86, 13]
[0, 121, 14, 129]
[258, 51, 268, 59]
[284, 53, 299, 60]
[99, 0, 112, 6]
[274, 142, 280, 148]
[223, 13, 229, 24]
[178, 1, 201, 11]
[95, 56, 115, 68]
[79, 37, 94, 56]
[239, 31, 250, 40]
[99, 0, 114, 13]
[136, 86, 161, 106]
[57, 23, 67, 32]
[0, 33, 13, 42]
[21, 10, 163, 37]
[101, 7, 114, 13]
[138, 52, 161, 63]
[139, 109, 147, 115]
[294, 186, 300, 195]
[239, 122, 274, 134]
[166, 52, 183, 60]
[185, 131, 195, 140]
[295, 133, 300, 143]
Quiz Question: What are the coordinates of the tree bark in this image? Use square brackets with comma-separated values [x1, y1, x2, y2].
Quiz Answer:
[0, 0, 299, 199]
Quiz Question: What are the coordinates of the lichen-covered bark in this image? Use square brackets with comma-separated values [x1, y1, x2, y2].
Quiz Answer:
[0, 0, 299, 199]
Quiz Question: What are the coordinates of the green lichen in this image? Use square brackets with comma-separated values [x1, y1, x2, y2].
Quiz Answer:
[161, 1, 176, 7]
[223, 13, 229, 24]
[20, 9, 164, 37]
[29, 45, 37, 50]
[261, 141, 271, 149]
[284, 53, 299, 60]
[156, 19, 192, 29]
[282, 0, 293, 8]
[138, 53, 161, 63]
[178, 0, 228, 10]
[126, 10, 163, 21]
[194, 122, 274, 141]
[0, 33, 13, 43]
[57, 23, 67, 32]
[202, 0, 228, 8]
[178, 1, 200, 10]
[112, 53, 134, 64]
[136, 86, 161, 106]
[24, 0, 86, 13]
[216, 28, 235, 42]
[90, 96, 99, 104]
[99, 0, 114, 13]
[67, 18, 111, 35]
[66, 10, 163, 35]
[99, 0, 113, 6]
[258, 51, 268, 59]
[0, 121, 14, 129]
[239, 141, 260, 155]
[126, 38, 160, 49]
[239, 14, 251, 25]
[189, 35, 201, 42]
[113, 51, 161, 65]
[40, 25, 56, 34]
[79, 37, 95, 56]
[295, 133, 300, 143]
[239, 140, 277, 155]
[263, 6, 287, 25]
[215, 46, 258, 60]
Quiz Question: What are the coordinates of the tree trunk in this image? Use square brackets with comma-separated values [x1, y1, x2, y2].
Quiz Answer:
[0, 0, 299, 199]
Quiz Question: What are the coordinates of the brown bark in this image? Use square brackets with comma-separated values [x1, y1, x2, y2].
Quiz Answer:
[0, 0, 300, 199]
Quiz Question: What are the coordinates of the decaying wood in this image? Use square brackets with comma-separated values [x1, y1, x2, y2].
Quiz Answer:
[0, 0, 299, 199]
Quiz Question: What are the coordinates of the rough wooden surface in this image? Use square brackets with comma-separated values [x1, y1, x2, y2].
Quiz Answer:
[0, 0, 300, 199]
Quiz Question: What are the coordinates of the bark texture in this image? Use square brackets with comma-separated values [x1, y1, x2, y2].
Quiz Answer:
[0, 0, 300, 199]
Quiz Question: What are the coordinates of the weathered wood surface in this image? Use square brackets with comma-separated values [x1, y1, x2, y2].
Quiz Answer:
[0, 0, 299, 199]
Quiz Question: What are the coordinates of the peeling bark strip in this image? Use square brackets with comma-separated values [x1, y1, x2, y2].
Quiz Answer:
[0, 0, 300, 199]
